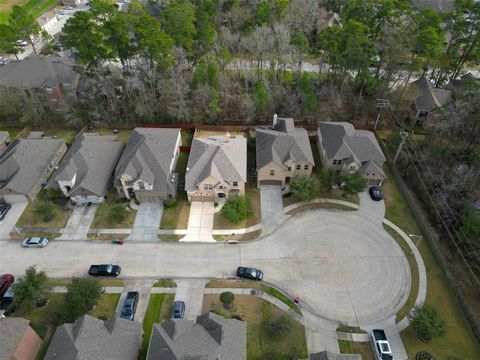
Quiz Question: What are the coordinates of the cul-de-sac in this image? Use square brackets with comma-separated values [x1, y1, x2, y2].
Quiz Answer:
[0, 1, 479, 360]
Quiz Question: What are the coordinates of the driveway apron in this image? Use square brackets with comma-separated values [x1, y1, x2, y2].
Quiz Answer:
[58, 205, 97, 240]
[127, 202, 163, 241]
[173, 279, 207, 320]
[115, 279, 154, 323]
[0, 195, 28, 240]
[181, 201, 215, 242]
[358, 190, 385, 225]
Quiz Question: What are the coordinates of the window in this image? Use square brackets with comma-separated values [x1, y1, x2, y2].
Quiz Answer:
[304, 165, 309, 170]
[138, 181, 145, 190]
[204, 184, 209, 190]
[269, 170, 275, 176]
[219, 185, 223, 189]
[288, 167, 291, 171]
[232, 182, 238, 187]
[296, 165, 301, 170]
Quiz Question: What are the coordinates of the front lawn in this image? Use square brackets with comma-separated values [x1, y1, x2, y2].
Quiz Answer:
[90, 188, 136, 229]
[16, 189, 71, 228]
[48, 278, 125, 287]
[338, 340, 374, 359]
[140, 294, 174, 360]
[161, 197, 190, 229]
[88, 294, 120, 319]
[202, 294, 308, 359]
[382, 164, 480, 359]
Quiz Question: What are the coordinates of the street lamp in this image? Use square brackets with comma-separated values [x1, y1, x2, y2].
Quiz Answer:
[408, 233, 423, 254]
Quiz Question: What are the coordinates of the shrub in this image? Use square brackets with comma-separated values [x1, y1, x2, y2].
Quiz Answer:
[109, 204, 128, 224]
[164, 198, 177, 208]
[220, 291, 235, 309]
[221, 196, 252, 224]
[58, 278, 104, 323]
[340, 170, 368, 195]
[13, 266, 51, 312]
[408, 303, 446, 342]
[267, 315, 292, 338]
[290, 175, 320, 201]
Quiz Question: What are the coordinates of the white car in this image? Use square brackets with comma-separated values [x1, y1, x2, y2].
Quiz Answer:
[21, 237, 49, 248]
[64, 6, 73, 10]
[16, 40, 28, 47]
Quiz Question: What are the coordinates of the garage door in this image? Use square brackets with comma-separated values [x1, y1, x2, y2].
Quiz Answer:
[190, 195, 215, 202]
[260, 180, 282, 186]
[136, 193, 163, 203]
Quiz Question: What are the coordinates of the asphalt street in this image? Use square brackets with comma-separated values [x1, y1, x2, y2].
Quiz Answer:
[0, 208, 410, 326]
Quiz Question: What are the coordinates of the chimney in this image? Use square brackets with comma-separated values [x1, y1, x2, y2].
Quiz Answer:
[273, 113, 278, 126]
[225, 132, 230, 142]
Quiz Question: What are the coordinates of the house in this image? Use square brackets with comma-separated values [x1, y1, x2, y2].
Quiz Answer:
[44, 315, 142, 360]
[0, 317, 42, 360]
[185, 134, 247, 202]
[114, 128, 181, 202]
[0, 55, 80, 113]
[47, 133, 124, 205]
[256, 115, 314, 188]
[0, 131, 10, 154]
[36, 10, 58, 32]
[447, 73, 479, 93]
[317, 7, 340, 31]
[0, 135, 67, 201]
[146, 312, 246, 360]
[405, 76, 452, 128]
[317, 122, 386, 186]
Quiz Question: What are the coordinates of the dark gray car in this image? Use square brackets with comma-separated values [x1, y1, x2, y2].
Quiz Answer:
[120, 291, 139, 320]
[171, 301, 185, 318]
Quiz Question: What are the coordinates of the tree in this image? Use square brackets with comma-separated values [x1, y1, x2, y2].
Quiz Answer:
[340, 170, 367, 195]
[319, 167, 339, 191]
[408, 303, 446, 342]
[0, 24, 22, 59]
[221, 196, 252, 224]
[253, 79, 270, 112]
[267, 315, 292, 338]
[290, 175, 320, 201]
[59, 278, 104, 323]
[109, 204, 128, 224]
[162, 0, 196, 52]
[13, 266, 51, 312]
[219, 291, 235, 309]
[8, 6, 45, 54]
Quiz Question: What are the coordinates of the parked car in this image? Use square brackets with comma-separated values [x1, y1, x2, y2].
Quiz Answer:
[369, 186, 384, 201]
[236, 267, 263, 281]
[0, 274, 14, 298]
[0, 289, 14, 316]
[120, 291, 139, 320]
[0, 203, 11, 222]
[21, 237, 49, 248]
[171, 301, 185, 318]
[64, 6, 73, 10]
[0, 56, 6, 65]
[16, 40, 28, 47]
[88, 264, 121, 277]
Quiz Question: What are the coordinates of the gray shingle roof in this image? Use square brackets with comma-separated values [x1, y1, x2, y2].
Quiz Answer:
[318, 122, 386, 164]
[114, 128, 181, 197]
[0, 137, 65, 196]
[147, 312, 246, 360]
[0, 55, 79, 89]
[0, 317, 30, 360]
[256, 118, 314, 170]
[407, 76, 452, 111]
[44, 315, 142, 360]
[48, 133, 124, 197]
[185, 136, 247, 192]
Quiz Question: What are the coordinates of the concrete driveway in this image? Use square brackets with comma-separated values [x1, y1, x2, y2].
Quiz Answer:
[0, 208, 410, 327]
[0, 195, 28, 240]
[358, 190, 386, 225]
[59, 205, 97, 241]
[173, 279, 207, 320]
[127, 202, 163, 241]
[115, 279, 154, 323]
[260, 185, 284, 222]
[181, 202, 214, 242]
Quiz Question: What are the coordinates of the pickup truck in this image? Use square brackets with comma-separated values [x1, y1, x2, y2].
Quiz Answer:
[371, 329, 394, 360]
[88, 264, 121, 277]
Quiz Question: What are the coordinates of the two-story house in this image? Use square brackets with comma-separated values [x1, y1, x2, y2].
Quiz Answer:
[185, 134, 247, 202]
[317, 122, 386, 186]
[256, 115, 314, 189]
[47, 134, 124, 205]
[114, 128, 182, 203]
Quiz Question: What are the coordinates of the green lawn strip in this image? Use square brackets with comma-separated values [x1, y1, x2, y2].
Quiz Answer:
[160, 197, 190, 229]
[88, 293, 120, 319]
[0, 126, 24, 139]
[43, 129, 79, 146]
[205, 279, 264, 290]
[95, 129, 132, 143]
[336, 325, 367, 334]
[381, 164, 480, 358]
[285, 202, 356, 216]
[262, 286, 301, 315]
[48, 278, 124, 287]
[153, 279, 177, 287]
[140, 293, 174, 360]
[338, 340, 375, 359]
[181, 130, 193, 146]
[15, 189, 71, 228]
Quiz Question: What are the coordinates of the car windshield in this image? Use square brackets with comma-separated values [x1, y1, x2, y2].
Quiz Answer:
[105, 265, 113, 272]
[251, 270, 257, 277]
[381, 343, 390, 352]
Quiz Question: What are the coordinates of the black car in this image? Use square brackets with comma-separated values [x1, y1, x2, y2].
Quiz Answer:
[120, 291, 139, 320]
[0, 203, 11, 222]
[368, 186, 384, 201]
[171, 301, 185, 319]
[236, 267, 263, 281]
[88, 264, 121, 277]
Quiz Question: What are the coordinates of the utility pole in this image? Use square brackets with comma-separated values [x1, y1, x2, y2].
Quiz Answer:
[374, 99, 390, 130]
[393, 131, 409, 163]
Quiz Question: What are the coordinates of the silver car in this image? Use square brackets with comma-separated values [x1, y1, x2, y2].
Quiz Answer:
[21, 237, 49, 248]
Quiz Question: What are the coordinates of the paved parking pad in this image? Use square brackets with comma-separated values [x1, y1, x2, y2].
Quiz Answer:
[0, 195, 28, 240]
[260, 185, 284, 221]
[127, 202, 163, 241]
[181, 202, 214, 242]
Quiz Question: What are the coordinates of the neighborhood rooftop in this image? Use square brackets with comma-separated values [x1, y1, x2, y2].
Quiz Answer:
[407, 76, 452, 111]
[0, 55, 79, 89]
[185, 135, 247, 192]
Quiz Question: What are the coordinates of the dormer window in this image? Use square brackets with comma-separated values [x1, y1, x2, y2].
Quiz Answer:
[269, 170, 275, 176]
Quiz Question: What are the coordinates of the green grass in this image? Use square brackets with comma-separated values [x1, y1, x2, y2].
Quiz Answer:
[338, 340, 374, 359]
[263, 286, 301, 315]
[48, 278, 125, 287]
[181, 130, 193, 146]
[88, 293, 120, 319]
[382, 164, 480, 358]
[153, 279, 177, 287]
[90, 188, 136, 229]
[16, 189, 72, 228]
[0, 126, 24, 139]
[336, 325, 367, 334]
[96, 129, 132, 143]
[140, 294, 174, 360]
[0, 0, 59, 24]
[43, 129, 79, 146]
